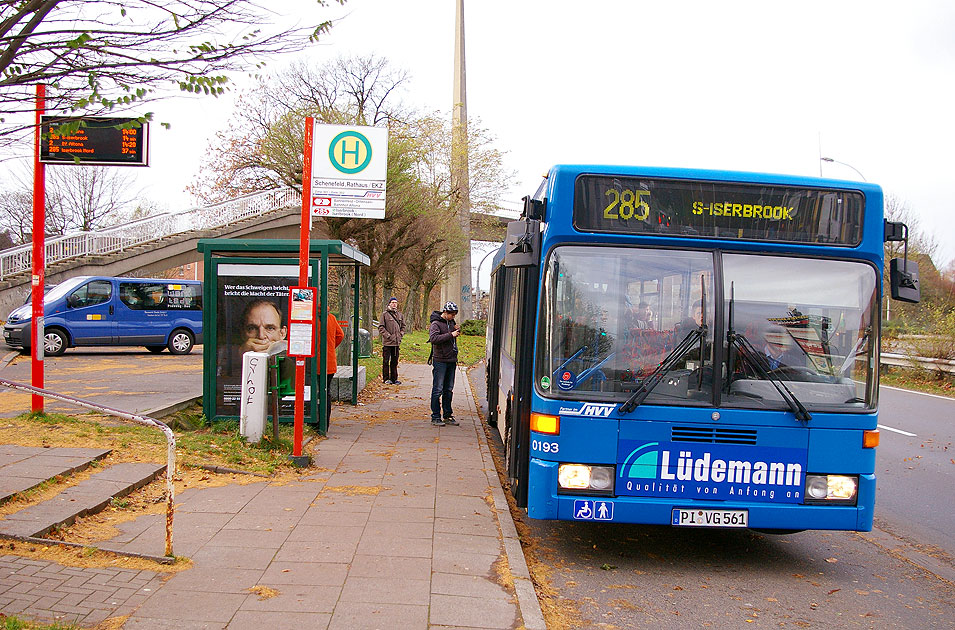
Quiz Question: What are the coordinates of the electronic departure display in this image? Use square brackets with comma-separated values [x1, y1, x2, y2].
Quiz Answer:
[574, 175, 865, 246]
[40, 116, 148, 166]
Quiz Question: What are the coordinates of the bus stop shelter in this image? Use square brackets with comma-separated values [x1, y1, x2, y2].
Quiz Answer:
[198, 238, 370, 434]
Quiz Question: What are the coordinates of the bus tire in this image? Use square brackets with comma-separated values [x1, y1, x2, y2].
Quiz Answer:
[167, 329, 194, 355]
[145, 345, 165, 354]
[44, 328, 68, 356]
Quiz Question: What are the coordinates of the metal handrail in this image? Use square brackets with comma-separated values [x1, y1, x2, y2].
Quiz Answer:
[0, 377, 178, 557]
[0, 187, 302, 280]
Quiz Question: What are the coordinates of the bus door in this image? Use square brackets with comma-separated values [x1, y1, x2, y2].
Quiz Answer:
[502, 216, 543, 508]
[116, 281, 170, 345]
[61, 279, 115, 345]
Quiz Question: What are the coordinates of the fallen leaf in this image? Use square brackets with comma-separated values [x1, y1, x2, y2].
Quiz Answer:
[825, 557, 838, 563]
[600, 563, 617, 571]
[828, 589, 841, 595]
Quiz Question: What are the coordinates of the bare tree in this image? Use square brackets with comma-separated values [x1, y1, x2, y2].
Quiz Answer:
[189, 55, 513, 326]
[189, 54, 411, 202]
[0, 0, 346, 149]
[0, 160, 139, 243]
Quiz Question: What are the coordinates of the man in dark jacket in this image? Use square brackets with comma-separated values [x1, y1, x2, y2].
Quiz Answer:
[428, 301, 461, 426]
[378, 296, 406, 384]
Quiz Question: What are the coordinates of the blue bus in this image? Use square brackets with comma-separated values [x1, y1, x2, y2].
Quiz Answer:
[485, 165, 919, 532]
[3, 276, 203, 356]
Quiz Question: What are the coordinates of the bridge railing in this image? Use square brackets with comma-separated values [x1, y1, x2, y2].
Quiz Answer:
[0, 187, 301, 281]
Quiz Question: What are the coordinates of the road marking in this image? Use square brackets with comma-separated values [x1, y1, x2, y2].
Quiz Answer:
[877, 424, 917, 437]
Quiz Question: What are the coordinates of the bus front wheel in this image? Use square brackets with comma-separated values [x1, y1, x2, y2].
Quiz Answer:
[168, 329, 194, 355]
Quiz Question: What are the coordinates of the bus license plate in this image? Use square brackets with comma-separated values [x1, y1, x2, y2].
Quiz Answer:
[672, 508, 748, 528]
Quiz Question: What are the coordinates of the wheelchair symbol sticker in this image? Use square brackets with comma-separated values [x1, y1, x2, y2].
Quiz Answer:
[573, 499, 614, 521]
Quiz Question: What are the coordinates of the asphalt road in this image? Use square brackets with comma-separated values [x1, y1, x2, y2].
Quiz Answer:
[874, 386, 955, 559]
[468, 366, 955, 629]
[0, 346, 203, 418]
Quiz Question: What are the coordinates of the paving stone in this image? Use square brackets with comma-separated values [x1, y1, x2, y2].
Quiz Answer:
[257, 561, 349, 587]
[434, 531, 504, 556]
[339, 576, 431, 605]
[122, 617, 227, 629]
[328, 601, 429, 630]
[227, 610, 332, 630]
[431, 572, 513, 600]
[132, 589, 248, 622]
[347, 555, 432, 580]
[92, 461, 165, 484]
[238, 584, 341, 613]
[163, 567, 264, 594]
[429, 593, 518, 629]
[273, 540, 359, 563]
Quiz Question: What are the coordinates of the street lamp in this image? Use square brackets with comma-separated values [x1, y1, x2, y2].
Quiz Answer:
[820, 157, 867, 181]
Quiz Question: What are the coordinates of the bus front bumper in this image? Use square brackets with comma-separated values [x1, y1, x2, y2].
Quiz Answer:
[527, 458, 875, 532]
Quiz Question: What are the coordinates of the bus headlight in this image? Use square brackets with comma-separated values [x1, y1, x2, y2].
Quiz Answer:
[804, 474, 858, 505]
[557, 464, 615, 495]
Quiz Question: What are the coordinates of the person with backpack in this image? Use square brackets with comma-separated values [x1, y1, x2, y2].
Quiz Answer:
[428, 301, 461, 426]
[378, 296, 406, 384]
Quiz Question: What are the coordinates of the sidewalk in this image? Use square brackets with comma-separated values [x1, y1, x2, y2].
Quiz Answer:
[0, 362, 545, 629]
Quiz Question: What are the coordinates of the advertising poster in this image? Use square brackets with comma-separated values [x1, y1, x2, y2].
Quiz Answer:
[215, 263, 312, 419]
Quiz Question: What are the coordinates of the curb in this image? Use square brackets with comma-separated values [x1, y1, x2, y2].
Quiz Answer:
[0, 350, 20, 371]
[461, 366, 547, 630]
[142, 395, 201, 419]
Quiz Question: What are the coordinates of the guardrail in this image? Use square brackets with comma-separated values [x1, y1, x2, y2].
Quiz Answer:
[0, 187, 302, 281]
[0, 378, 178, 557]
[881, 352, 955, 374]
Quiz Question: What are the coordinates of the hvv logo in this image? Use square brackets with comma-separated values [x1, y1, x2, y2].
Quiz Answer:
[558, 403, 615, 417]
[616, 440, 808, 504]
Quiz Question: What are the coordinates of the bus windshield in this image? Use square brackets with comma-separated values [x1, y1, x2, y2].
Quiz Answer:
[722, 254, 878, 411]
[538, 246, 715, 405]
[537, 246, 878, 411]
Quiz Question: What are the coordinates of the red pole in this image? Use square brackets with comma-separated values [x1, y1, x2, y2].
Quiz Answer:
[31, 85, 46, 413]
[294, 117, 314, 458]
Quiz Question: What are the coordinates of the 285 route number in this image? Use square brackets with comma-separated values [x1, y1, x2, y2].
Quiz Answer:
[604, 188, 650, 221]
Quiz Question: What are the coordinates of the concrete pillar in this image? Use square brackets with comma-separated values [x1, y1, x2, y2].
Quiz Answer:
[446, 0, 473, 320]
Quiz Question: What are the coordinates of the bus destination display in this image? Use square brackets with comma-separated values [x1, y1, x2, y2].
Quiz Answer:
[40, 116, 148, 166]
[574, 175, 865, 246]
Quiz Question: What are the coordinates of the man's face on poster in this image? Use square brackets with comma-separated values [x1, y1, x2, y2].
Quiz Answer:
[241, 301, 287, 352]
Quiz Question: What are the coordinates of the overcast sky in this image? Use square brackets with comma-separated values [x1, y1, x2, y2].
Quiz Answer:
[132, 0, 955, 270]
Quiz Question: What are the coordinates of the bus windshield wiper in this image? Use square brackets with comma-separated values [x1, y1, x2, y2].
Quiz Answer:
[726, 283, 812, 423]
[620, 276, 708, 414]
[619, 324, 706, 414]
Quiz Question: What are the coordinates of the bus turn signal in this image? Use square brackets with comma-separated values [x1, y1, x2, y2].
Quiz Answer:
[530, 413, 559, 435]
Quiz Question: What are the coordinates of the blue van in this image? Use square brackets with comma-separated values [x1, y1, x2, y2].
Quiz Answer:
[3, 276, 203, 356]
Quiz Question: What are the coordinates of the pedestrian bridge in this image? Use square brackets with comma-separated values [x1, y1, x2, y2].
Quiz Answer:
[0, 188, 508, 317]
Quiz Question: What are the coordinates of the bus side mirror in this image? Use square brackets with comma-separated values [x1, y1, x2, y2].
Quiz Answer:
[884, 219, 920, 303]
[890, 258, 920, 303]
[504, 219, 540, 268]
